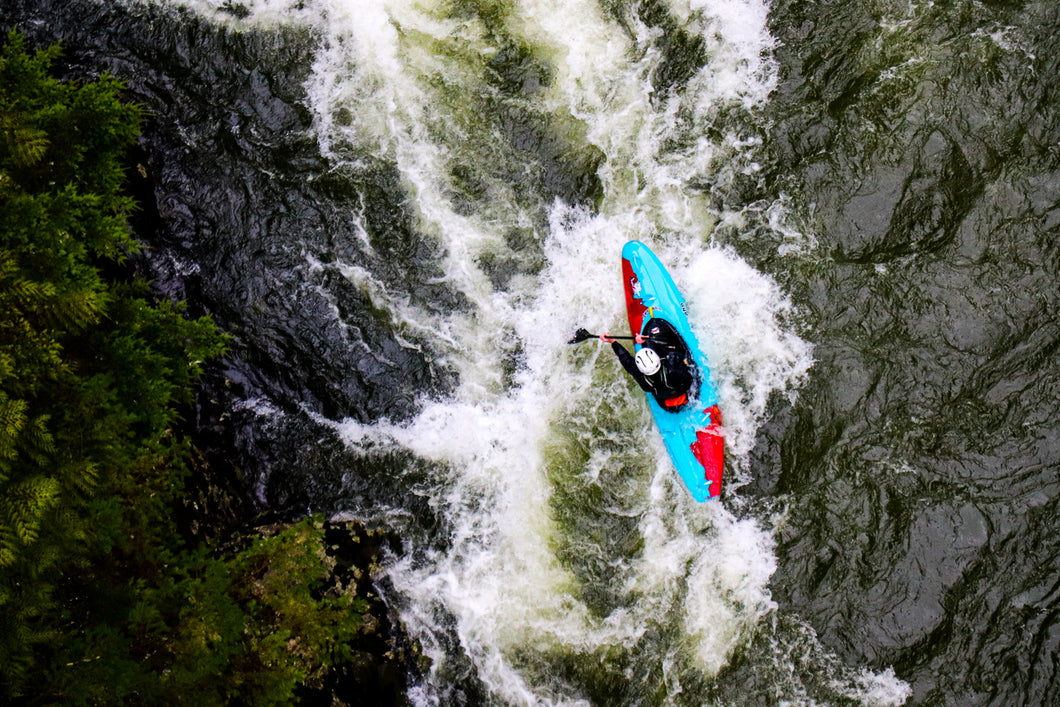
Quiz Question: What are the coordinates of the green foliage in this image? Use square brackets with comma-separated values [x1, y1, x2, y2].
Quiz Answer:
[0, 27, 156, 688]
[0, 30, 372, 703]
[52, 519, 368, 706]
[0, 28, 196, 684]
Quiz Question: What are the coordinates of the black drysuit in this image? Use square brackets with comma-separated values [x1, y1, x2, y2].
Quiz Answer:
[610, 318, 697, 410]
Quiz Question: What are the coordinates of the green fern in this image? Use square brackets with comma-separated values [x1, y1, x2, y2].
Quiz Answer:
[3, 279, 58, 310]
[2, 475, 61, 547]
[7, 127, 49, 168]
[0, 396, 26, 450]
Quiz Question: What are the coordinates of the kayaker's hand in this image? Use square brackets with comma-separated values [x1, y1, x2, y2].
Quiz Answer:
[635, 333, 648, 344]
[599, 334, 615, 343]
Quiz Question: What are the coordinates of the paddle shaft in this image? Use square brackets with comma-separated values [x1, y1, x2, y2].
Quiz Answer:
[568, 328, 637, 344]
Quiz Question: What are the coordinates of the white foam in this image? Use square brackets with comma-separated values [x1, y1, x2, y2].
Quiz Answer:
[679, 246, 814, 457]
[681, 0, 779, 110]
[156, 0, 909, 702]
[834, 667, 915, 707]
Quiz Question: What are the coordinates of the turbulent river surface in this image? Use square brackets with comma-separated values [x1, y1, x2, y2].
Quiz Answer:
[5, 0, 1059, 704]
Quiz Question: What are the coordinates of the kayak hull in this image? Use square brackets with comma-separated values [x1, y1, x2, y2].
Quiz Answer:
[621, 241, 723, 502]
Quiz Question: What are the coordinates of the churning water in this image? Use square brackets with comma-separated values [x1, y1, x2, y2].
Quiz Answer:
[6, 0, 1059, 704]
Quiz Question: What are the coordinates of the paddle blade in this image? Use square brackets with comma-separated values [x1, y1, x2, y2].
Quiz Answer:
[568, 328, 596, 344]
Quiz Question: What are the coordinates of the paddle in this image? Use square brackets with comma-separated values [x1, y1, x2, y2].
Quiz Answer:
[567, 328, 636, 344]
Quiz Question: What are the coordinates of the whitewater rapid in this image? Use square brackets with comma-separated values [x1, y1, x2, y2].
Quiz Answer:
[167, 0, 910, 704]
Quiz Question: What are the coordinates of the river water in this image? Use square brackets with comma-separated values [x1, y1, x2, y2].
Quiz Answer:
[5, 0, 1058, 705]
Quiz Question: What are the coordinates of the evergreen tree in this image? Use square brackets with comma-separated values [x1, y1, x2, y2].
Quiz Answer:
[0, 29, 155, 683]
[0, 31, 372, 703]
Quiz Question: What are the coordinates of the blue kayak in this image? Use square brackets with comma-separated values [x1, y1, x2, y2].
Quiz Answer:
[621, 241, 724, 502]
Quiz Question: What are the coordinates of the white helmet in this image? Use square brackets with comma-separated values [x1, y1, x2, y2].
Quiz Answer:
[634, 347, 661, 375]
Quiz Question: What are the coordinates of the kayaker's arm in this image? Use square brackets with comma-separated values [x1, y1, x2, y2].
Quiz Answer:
[611, 342, 653, 393]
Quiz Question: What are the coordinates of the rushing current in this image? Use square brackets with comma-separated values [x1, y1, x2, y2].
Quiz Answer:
[5, 0, 1059, 704]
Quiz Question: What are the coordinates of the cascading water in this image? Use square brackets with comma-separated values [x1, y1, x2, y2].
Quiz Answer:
[147, 0, 906, 703]
[16, 0, 1059, 704]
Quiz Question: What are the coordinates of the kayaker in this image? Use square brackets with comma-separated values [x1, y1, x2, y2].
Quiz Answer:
[600, 318, 697, 410]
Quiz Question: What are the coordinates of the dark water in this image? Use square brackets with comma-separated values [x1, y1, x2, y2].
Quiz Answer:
[753, 1, 1060, 704]
[4, 0, 1058, 705]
